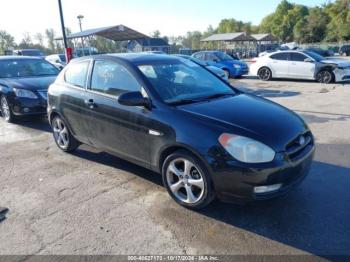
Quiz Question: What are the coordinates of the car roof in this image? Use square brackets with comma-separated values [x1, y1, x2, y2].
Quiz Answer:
[194, 51, 221, 54]
[0, 56, 44, 61]
[72, 53, 180, 64]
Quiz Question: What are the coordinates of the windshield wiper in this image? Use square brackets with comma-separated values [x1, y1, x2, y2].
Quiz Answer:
[168, 98, 204, 106]
[199, 93, 235, 101]
[168, 93, 234, 106]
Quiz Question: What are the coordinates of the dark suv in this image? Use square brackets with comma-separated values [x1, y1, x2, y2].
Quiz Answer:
[339, 45, 350, 56]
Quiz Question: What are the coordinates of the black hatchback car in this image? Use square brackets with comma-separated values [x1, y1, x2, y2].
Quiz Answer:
[48, 54, 315, 209]
[0, 56, 59, 122]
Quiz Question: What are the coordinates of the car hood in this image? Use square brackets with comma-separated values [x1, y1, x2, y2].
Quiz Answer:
[321, 59, 350, 68]
[0, 76, 57, 91]
[178, 94, 308, 151]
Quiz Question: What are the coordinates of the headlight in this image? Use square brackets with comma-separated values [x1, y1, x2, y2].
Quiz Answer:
[233, 64, 241, 69]
[14, 88, 38, 99]
[219, 133, 275, 163]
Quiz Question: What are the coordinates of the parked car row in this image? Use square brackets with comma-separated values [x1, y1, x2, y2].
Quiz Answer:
[0, 53, 315, 209]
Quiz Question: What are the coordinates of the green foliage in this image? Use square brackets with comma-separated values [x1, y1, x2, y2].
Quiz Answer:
[260, 0, 350, 43]
[0, 30, 15, 54]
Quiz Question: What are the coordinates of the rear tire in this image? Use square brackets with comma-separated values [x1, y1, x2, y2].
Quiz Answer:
[1, 95, 15, 123]
[162, 150, 215, 210]
[51, 115, 79, 152]
[258, 67, 272, 81]
[316, 70, 334, 84]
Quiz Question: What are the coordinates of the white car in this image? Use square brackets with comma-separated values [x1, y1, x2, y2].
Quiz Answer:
[250, 50, 350, 84]
[45, 54, 67, 70]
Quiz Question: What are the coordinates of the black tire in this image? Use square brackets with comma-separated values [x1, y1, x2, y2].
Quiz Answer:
[258, 67, 272, 81]
[1, 95, 16, 123]
[223, 69, 230, 79]
[316, 70, 334, 84]
[162, 150, 215, 209]
[51, 115, 80, 152]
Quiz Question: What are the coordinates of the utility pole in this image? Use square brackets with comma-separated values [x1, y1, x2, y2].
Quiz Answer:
[77, 15, 85, 56]
[57, 0, 71, 62]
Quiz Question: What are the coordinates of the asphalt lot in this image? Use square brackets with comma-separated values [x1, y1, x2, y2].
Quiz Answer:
[0, 77, 350, 258]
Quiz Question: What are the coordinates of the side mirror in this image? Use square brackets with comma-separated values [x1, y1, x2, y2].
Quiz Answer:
[118, 91, 150, 108]
[304, 58, 314, 63]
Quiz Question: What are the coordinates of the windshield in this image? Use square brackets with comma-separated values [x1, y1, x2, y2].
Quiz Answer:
[138, 59, 235, 104]
[0, 59, 59, 78]
[303, 51, 324, 62]
[215, 52, 235, 61]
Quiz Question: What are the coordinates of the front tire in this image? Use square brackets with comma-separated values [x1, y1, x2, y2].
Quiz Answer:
[316, 70, 334, 84]
[51, 115, 79, 152]
[223, 69, 230, 79]
[1, 95, 15, 123]
[258, 67, 272, 81]
[162, 150, 215, 209]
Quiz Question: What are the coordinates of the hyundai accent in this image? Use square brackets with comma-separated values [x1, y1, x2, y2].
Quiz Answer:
[48, 54, 315, 209]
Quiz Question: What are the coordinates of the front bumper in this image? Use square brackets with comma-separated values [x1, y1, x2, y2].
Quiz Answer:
[210, 143, 315, 204]
[230, 67, 249, 77]
[8, 94, 47, 116]
[334, 68, 350, 82]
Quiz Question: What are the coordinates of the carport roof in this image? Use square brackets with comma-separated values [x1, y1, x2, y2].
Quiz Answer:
[251, 33, 278, 41]
[201, 32, 255, 42]
[56, 25, 149, 41]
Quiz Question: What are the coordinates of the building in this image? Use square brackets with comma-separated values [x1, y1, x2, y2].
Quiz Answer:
[127, 38, 170, 53]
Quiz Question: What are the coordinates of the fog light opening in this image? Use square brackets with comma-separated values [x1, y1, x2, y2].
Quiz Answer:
[254, 184, 282, 194]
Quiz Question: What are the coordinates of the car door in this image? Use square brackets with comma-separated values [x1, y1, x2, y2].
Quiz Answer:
[60, 59, 94, 144]
[268, 52, 290, 78]
[84, 58, 151, 166]
[288, 52, 316, 79]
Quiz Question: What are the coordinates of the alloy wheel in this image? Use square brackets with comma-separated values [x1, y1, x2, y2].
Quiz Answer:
[259, 68, 271, 81]
[166, 158, 205, 204]
[317, 71, 333, 84]
[52, 117, 70, 150]
[1, 96, 11, 121]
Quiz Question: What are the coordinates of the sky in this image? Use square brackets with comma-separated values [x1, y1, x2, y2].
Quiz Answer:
[1, 0, 329, 43]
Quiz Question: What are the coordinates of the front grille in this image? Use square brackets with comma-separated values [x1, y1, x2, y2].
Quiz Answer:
[37, 90, 48, 100]
[285, 131, 313, 161]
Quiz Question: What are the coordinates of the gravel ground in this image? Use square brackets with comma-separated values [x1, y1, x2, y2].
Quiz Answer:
[0, 77, 349, 258]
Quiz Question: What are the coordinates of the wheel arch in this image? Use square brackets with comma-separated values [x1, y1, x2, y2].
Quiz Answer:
[157, 143, 217, 192]
[157, 143, 211, 175]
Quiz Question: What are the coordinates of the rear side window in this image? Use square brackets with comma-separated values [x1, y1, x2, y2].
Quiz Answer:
[290, 53, 308, 62]
[90, 60, 140, 96]
[270, 53, 289, 61]
[65, 61, 90, 88]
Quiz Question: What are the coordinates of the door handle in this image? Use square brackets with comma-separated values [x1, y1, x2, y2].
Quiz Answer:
[84, 99, 96, 109]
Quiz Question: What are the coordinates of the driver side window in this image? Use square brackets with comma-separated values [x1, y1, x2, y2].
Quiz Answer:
[91, 60, 141, 96]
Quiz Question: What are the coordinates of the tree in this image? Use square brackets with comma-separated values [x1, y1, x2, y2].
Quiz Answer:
[182, 31, 202, 49]
[294, 7, 329, 43]
[325, 0, 350, 41]
[34, 33, 44, 46]
[0, 30, 15, 54]
[45, 28, 57, 53]
[151, 30, 161, 38]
